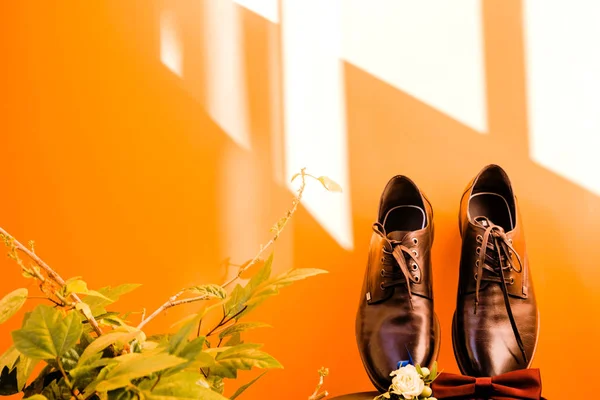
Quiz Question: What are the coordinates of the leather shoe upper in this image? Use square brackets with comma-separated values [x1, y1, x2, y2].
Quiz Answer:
[453, 164, 539, 377]
[356, 176, 439, 392]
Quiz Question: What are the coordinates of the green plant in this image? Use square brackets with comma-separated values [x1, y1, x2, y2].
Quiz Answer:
[0, 169, 338, 400]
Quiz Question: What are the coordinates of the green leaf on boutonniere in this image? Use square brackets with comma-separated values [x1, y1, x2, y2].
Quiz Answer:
[429, 361, 438, 381]
[415, 363, 423, 377]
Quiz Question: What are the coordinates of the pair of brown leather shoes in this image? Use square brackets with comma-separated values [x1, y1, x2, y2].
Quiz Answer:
[356, 164, 539, 392]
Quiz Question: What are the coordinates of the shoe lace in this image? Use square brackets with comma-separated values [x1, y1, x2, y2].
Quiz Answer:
[473, 216, 527, 363]
[372, 222, 420, 309]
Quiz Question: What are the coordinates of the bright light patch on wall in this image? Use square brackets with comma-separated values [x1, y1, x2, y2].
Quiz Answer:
[341, 0, 487, 133]
[203, 0, 251, 150]
[234, 0, 279, 23]
[524, 1, 600, 195]
[282, 0, 353, 250]
[160, 11, 183, 77]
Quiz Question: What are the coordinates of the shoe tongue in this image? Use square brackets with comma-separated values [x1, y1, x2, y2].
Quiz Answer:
[387, 231, 410, 241]
[474, 216, 492, 228]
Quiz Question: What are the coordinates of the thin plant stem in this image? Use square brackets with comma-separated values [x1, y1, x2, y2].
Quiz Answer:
[137, 169, 310, 330]
[0, 227, 103, 336]
[57, 357, 83, 400]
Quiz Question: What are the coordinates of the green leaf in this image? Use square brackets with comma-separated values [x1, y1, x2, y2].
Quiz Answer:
[41, 380, 71, 400]
[95, 284, 142, 301]
[140, 371, 228, 400]
[218, 322, 271, 339]
[244, 268, 328, 314]
[224, 285, 248, 319]
[0, 288, 28, 324]
[12, 305, 82, 359]
[82, 362, 117, 396]
[186, 284, 227, 300]
[22, 364, 52, 397]
[224, 256, 328, 322]
[317, 176, 342, 192]
[78, 330, 141, 365]
[430, 361, 438, 381]
[0, 346, 20, 371]
[84, 284, 141, 315]
[65, 279, 88, 295]
[177, 337, 214, 367]
[164, 341, 214, 377]
[17, 355, 37, 390]
[225, 332, 242, 347]
[211, 343, 282, 379]
[206, 375, 224, 394]
[415, 364, 423, 377]
[224, 255, 273, 319]
[84, 290, 114, 302]
[229, 371, 267, 400]
[70, 357, 118, 388]
[75, 303, 94, 322]
[94, 353, 187, 392]
[263, 268, 328, 290]
[247, 255, 273, 292]
[168, 315, 202, 356]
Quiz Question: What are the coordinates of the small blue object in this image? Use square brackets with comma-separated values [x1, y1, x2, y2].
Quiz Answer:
[396, 347, 415, 369]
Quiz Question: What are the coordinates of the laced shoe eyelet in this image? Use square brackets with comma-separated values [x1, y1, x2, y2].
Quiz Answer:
[475, 260, 480, 267]
[412, 250, 419, 257]
[381, 257, 385, 263]
[380, 269, 385, 277]
[412, 237, 418, 245]
[476, 247, 481, 255]
[508, 238, 513, 244]
[509, 277, 515, 284]
[414, 276, 420, 282]
[411, 263, 418, 270]
[474, 273, 478, 279]
[380, 282, 386, 290]
[477, 235, 483, 242]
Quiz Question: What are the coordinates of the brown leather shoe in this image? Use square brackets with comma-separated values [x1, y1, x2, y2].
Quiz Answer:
[453, 164, 539, 377]
[356, 176, 440, 392]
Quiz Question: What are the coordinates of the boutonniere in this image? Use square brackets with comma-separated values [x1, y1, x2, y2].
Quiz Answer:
[374, 360, 440, 400]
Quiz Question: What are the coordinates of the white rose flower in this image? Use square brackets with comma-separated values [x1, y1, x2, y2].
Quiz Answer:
[389, 365, 424, 399]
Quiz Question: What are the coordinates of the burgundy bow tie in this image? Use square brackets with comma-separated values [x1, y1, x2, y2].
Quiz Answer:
[431, 369, 543, 400]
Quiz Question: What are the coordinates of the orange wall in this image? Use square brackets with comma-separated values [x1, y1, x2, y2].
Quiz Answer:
[1, 2, 599, 399]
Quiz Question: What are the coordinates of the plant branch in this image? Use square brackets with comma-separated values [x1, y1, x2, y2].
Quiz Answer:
[309, 368, 329, 400]
[137, 169, 311, 330]
[221, 169, 308, 288]
[136, 289, 185, 330]
[57, 357, 82, 400]
[0, 227, 104, 336]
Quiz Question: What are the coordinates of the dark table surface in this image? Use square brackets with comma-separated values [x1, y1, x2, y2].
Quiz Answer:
[329, 392, 380, 400]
